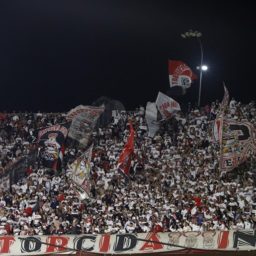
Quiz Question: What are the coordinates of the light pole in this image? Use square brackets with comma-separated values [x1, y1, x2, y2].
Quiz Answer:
[181, 30, 206, 107]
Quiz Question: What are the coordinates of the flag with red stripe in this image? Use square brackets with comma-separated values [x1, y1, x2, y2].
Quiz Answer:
[168, 60, 197, 89]
[117, 121, 135, 176]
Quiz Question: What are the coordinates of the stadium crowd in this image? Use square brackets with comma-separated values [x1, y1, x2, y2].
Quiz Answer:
[0, 99, 256, 236]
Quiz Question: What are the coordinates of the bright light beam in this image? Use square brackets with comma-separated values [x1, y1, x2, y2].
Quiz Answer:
[201, 65, 208, 71]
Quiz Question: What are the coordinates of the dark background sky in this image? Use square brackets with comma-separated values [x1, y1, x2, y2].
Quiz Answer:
[0, 0, 255, 112]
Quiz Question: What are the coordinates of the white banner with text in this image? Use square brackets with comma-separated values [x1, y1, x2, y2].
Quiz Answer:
[1, 230, 256, 255]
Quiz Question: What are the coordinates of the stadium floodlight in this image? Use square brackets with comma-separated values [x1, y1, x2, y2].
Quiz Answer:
[201, 65, 208, 71]
[197, 65, 208, 71]
[181, 29, 205, 107]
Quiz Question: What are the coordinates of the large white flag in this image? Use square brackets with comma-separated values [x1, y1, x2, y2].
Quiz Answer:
[145, 102, 159, 138]
[156, 92, 181, 120]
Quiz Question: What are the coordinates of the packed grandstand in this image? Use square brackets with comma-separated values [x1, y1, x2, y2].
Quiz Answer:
[0, 95, 256, 240]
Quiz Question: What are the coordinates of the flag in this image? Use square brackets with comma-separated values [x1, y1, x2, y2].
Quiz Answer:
[145, 102, 160, 138]
[73, 182, 91, 200]
[67, 105, 104, 146]
[117, 121, 135, 177]
[156, 91, 181, 120]
[219, 83, 230, 113]
[220, 119, 256, 172]
[70, 144, 93, 186]
[37, 123, 69, 171]
[70, 144, 93, 199]
[168, 60, 197, 89]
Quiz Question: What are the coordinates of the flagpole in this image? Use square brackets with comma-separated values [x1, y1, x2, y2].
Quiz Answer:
[218, 116, 224, 177]
[218, 83, 231, 176]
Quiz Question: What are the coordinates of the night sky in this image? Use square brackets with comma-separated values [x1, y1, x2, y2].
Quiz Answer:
[0, 0, 255, 112]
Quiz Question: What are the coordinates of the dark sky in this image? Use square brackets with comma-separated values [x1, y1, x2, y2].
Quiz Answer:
[0, 0, 255, 112]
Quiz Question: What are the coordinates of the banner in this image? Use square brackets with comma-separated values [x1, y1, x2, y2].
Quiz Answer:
[145, 102, 159, 138]
[70, 144, 93, 198]
[168, 60, 197, 89]
[117, 121, 135, 176]
[221, 119, 256, 171]
[67, 105, 104, 146]
[37, 124, 69, 170]
[1, 231, 256, 255]
[156, 91, 181, 120]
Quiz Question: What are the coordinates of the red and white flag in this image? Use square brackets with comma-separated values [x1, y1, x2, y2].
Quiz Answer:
[117, 121, 135, 176]
[168, 60, 197, 88]
[156, 91, 181, 120]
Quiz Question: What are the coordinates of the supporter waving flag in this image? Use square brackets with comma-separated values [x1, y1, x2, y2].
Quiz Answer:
[117, 120, 135, 177]
[37, 123, 69, 171]
[168, 60, 197, 89]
